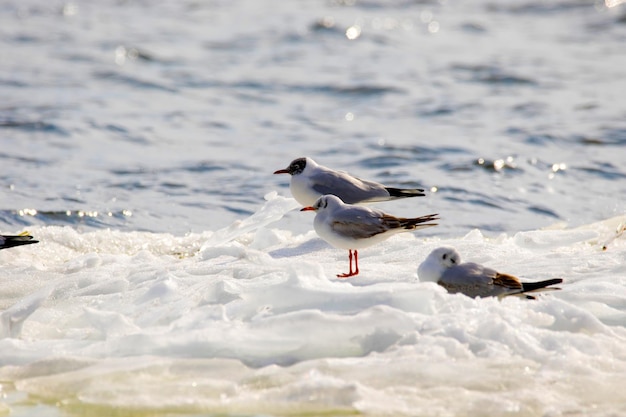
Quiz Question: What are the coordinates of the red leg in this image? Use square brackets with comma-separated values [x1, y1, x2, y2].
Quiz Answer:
[337, 249, 359, 278]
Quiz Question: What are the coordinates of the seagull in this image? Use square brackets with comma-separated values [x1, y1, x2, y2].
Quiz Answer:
[301, 194, 438, 278]
[274, 157, 426, 206]
[417, 246, 563, 299]
[0, 234, 38, 250]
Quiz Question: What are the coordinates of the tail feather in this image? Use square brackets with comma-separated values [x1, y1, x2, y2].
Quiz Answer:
[521, 278, 563, 293]
[402, 214, 439, 230]
[0, 235, 39, 250]
[385, 187, 426, 198]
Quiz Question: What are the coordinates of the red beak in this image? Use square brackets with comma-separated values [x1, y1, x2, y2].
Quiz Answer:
[300, 206, 316, 212]
[273, 168, 289, 174]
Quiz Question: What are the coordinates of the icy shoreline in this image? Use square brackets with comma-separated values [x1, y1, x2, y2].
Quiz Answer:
[0, 194, 625, 416]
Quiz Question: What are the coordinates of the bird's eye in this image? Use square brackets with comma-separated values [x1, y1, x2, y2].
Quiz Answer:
[290, 159, 306, 175]
[442, 253, 447, 260]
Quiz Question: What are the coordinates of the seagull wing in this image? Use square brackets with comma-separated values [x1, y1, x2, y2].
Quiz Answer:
[492, 272, 523, 291]
[439, 262, 521, 298]
[309, 169, 388, 204]
[328, 207, 388, 239]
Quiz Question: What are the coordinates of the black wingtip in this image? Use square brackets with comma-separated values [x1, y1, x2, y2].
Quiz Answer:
[385, 187, 426, 198]
[0, 235, 39, 250]
[521, 278, 563, 292]
[404, 213, 440, 230]
[421, 213, 440, 223]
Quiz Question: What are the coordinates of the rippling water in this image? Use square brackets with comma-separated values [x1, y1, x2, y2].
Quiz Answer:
[2, 0, 625, 236]
[1, 1, 626, 416]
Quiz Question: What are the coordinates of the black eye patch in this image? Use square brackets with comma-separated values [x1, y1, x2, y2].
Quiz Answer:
[289, 158, 307, 175]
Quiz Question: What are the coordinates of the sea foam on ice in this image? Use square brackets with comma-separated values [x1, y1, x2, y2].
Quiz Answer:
[0, 194, 625, 416]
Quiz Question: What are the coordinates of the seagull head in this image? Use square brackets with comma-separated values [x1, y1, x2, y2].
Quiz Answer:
[300, 194, 344, 212]
[436, 246, 461, 268]
[418, 246, 461, 282]
[274, 157, 314, 176]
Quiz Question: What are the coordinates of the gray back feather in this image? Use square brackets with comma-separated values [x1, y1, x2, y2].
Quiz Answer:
[310, 169, 387, 204]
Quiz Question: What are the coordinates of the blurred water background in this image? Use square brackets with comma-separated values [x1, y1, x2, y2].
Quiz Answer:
[2, 0, 625, 236]
[1, 1, 626, 417]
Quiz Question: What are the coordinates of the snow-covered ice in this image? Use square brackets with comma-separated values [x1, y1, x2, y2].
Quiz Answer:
[1, 193, 625, 416]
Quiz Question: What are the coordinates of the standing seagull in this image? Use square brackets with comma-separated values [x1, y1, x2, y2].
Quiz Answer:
[301, 195, 438, 278]
[0, 234, 38, 250]
[274, 157, 425, 206]
[418, 246, 563, 299]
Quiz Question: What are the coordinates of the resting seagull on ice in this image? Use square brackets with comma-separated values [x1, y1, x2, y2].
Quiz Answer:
[274, 157, 426, 206]
[0, 234, 39, 250]
[301, 195, 438, 278]
[418, 246, 563, 299]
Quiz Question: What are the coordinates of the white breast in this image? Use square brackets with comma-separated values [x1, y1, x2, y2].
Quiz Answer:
[290, 174, 321, 206]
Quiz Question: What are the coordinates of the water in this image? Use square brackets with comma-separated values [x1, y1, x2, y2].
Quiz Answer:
[1, 0, 626, 416]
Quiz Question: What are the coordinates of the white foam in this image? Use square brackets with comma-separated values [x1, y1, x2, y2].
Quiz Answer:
[0, 197, 625, 416]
